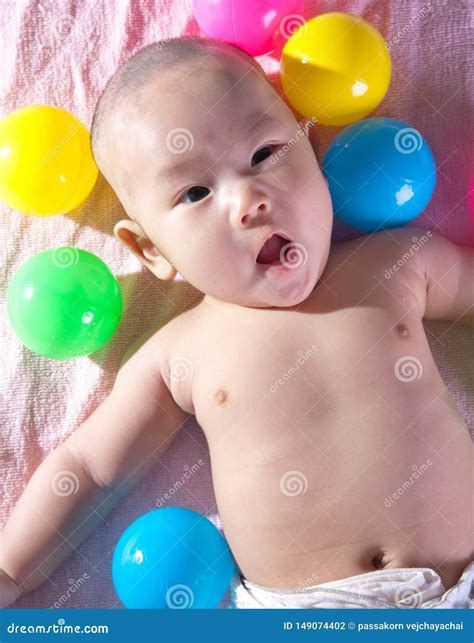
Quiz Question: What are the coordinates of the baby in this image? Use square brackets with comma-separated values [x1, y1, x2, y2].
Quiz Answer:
[1, 36, 473, 609]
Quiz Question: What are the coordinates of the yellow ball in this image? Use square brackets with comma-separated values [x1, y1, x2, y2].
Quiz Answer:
[0, 105, 98, 216]
[281, 12, 391, 126]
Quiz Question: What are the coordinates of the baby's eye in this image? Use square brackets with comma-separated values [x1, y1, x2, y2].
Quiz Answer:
[182, 186, 210, 203]
[251, 145, 274, 166]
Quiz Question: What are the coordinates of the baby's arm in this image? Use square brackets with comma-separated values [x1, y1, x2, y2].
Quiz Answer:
[413, 229, 474, 327]
[373, 227, 474, 327]
[0, 334, 189, 606]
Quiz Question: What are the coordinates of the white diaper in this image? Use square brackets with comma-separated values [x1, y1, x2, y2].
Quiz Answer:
[230, 560, 474, 609]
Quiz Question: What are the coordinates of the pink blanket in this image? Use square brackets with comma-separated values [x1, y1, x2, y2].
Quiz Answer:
[1, 0, 473, 609]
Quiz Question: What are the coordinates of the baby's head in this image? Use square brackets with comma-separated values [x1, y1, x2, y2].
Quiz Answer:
[91, 37, 333, 308]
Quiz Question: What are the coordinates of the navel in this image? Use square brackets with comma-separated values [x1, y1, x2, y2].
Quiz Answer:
[371, 551, 390, 569]
[214, 388, 228, 405]
[395, 323, 410, 339]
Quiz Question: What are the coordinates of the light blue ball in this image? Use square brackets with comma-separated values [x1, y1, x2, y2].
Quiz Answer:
[323, 117, 436, 232]
[112, 507, 237, 608]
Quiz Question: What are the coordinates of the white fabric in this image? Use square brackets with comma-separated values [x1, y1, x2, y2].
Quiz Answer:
[231, 560, 474, 609]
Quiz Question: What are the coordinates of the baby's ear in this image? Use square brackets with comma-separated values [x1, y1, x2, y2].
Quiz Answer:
[113, 219, 177, 281]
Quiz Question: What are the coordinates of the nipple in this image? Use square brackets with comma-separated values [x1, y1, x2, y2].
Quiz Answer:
[395, 323, 410, 339]
[214, 388, 228, 405]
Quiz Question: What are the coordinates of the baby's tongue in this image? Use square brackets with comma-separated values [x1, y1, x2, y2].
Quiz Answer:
[257, 234, 287, 264]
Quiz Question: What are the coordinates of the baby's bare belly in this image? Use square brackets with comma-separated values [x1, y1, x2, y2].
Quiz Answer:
[180, 277, 473, 592]
[206, 388, 473, 591]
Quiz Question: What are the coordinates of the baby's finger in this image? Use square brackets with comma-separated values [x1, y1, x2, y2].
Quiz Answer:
[0, 568, 22, 607]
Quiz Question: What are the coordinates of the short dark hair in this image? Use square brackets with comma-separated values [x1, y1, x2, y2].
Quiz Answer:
[90, 36, 266, 171]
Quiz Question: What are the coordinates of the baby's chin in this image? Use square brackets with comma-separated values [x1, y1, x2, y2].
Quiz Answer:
[261, 281, 318, 309]
[230, 266, 321, 309]
[257, 259, 323, 308]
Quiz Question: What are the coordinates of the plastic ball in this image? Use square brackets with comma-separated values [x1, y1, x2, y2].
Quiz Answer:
[112, 508, 237, 609]
[7, 248, 122, 360]
[193, 0, 305, 56]
[281, 12, 391, 126]
[323, 118, 436, 232]
[0, 105, 98, 216]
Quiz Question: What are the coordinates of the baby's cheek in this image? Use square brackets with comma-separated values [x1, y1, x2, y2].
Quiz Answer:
[284, 153, 320, 192]
[268, 157, 294, 185]
[179, 237, 227, 282]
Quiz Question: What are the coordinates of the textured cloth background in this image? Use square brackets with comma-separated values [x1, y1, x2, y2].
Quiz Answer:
[0, 0, 472, 608]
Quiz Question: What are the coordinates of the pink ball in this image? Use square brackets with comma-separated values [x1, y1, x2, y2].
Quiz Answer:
[193, 0, 306, 56]
[469, 175, 474, 220]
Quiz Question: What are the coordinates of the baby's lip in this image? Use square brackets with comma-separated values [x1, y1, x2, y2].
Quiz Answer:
[255, 231, 292, 264]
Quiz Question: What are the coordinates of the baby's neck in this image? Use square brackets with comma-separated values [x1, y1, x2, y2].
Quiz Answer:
[202, 293, 290, 313]
[202, 294, 252, 312]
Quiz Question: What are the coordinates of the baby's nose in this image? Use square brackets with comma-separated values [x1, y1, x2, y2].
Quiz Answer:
[231, 187, 271, 228]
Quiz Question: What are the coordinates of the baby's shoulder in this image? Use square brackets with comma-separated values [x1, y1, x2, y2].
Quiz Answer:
[116, 301, 203, 414]
[330, 226, 428, 267]
[154, 303, 204, 356]
[323, 226, 428, 313]
[118, 299, 203, 377]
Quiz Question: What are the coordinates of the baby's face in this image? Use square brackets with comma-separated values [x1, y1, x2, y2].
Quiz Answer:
[113, 57, 333, 308]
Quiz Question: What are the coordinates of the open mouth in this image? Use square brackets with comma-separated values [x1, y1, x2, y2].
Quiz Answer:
[256, 233, 292, 266]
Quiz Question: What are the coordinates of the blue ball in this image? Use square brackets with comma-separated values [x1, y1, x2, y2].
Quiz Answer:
[112, 507, 236, 608]
[323, 117, 436, 232]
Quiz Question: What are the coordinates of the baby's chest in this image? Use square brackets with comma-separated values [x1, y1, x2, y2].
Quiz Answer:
[189, 305, 430, 428]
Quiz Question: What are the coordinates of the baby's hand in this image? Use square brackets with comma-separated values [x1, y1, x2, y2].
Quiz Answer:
[0, 333, 188, 604]
[0, 567, 22, 607]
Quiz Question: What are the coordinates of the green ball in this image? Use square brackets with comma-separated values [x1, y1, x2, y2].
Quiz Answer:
[7, 247, 123, 360]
